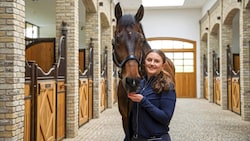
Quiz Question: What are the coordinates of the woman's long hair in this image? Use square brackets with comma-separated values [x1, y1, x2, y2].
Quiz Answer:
[144, 49, 175, 93]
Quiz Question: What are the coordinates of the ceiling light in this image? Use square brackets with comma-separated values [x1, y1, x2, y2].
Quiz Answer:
[142, 0, 185, 7]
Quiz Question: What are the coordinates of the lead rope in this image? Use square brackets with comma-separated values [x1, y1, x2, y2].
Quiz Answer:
[134, 103, 139, 139]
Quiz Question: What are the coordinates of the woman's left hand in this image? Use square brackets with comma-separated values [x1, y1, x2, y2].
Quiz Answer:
[128, 93, 143, 102]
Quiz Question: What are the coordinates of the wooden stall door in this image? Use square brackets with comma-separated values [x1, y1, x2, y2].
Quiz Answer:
[227, 78, 232, 110]
[100, 78, 106, 112]
[175, 73, 196, 98]
[57, 81, 66, 140]
[232, 77, 240, 114]
[79, 49, 85, 72]
[204, 76, 208, 99]
[233, 54, 240, 72]
[113, 77, 118, 103]
[88, 80, 93, 119]
[36, 81, 56, 141]
[79, 79, 89, 126]
[24, 83, 31, 141]
[214, 77, 221, 105]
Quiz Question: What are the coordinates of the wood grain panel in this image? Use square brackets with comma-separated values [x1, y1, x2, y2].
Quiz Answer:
[214, 77, 221, 105]
[88, 80, 93, 119]
[57, 81, 65, 140]
[24, 83, 31, 141]
[232, 77, 240, 114]
[100, 78, 105, 112]
[233, 54, 240, 72]
[227, 78, 232, 110]
[26, 42, 54, 72]
[204, 76, 208, 99]
[113, 77, 118, 104]
[79, 79, 89, 126]
[79, 50, 85, 72]
[175, 73, 196, 98]
[36, 81, 56, 141]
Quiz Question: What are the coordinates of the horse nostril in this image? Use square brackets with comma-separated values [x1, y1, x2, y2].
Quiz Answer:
[126, 77, 131, 85]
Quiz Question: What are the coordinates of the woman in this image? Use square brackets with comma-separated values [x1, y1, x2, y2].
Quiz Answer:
[127, 49, 176, 141]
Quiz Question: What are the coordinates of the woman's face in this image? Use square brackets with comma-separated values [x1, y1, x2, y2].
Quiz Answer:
[145, 52, 164, 78]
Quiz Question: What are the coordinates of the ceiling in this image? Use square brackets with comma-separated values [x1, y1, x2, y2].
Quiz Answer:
[116, 0, 209, 10]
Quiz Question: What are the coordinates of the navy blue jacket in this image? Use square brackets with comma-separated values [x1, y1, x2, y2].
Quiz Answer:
[130, 76, 176, 139]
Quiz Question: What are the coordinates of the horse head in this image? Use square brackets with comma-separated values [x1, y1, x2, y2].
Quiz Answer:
[113, 3, 149, 93]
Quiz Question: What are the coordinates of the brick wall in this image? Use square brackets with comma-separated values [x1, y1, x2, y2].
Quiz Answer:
[241, 6, 250, 121]
[56, 0, 79, 137]
[101, 26, 113, 107]
[0, 0, 25, 140]
[200, 0, 250, 120]
[85, 11, 101, 118]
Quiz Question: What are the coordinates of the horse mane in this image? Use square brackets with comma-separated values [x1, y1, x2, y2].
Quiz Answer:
[138, 23, 151, 53]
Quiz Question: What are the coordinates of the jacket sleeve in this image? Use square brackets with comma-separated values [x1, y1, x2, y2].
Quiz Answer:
[139, 89, 176, 124]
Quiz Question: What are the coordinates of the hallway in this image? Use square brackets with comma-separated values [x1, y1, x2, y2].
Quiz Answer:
[63, 98, 250, 141]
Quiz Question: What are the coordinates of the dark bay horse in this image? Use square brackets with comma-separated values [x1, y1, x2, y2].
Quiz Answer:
[112, 3, 175, 140]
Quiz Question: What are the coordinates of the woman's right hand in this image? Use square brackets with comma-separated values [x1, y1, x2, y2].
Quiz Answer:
[128, 93, 143, 103]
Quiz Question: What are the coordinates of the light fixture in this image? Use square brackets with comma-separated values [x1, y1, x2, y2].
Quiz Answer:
[142, 0, 185, 7]
[99, 2, 103, 6]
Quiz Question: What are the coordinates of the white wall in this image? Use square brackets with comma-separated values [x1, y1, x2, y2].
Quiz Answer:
[141, 9, 201, 40]
[25, 0, 56, 37]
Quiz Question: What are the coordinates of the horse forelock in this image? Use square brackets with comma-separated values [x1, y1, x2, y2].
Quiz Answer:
[118, 15, 137, 27]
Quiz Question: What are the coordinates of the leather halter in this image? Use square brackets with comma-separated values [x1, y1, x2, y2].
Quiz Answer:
[112, 30, 144, 69]
[112, 50, 142, 68]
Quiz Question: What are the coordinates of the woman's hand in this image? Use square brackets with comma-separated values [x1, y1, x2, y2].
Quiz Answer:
[128, 93, 143, 102]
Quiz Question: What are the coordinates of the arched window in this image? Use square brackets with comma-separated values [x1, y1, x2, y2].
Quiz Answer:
[148, 38, 195, 73]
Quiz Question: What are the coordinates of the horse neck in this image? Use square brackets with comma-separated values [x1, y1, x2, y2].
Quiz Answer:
[143, 41, 151, 52]
[139, 23, 151, 52]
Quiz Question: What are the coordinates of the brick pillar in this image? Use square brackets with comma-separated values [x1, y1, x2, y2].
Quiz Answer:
[85, 12, 101, 118]
[101, 26, 113, 108]
[200, 40, 206, 98]
[241, 7, 250, 121]
[56, 0, 79, 137]
[0, 0, 25, 140]
[208, 33, 215, 103]
[220, 24, 232, 110]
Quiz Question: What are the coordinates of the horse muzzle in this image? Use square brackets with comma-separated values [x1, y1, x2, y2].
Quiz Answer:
[125, 77, 141, 93]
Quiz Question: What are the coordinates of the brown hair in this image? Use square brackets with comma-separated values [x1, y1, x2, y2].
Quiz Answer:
[144, 49, 175, 93]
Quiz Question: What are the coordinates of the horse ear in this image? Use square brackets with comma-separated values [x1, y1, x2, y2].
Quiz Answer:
[115, 2, 122, 22]
[135, 5, 144, 22]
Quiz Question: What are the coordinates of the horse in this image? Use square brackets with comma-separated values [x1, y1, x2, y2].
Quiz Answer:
[112, 3, 175, 140]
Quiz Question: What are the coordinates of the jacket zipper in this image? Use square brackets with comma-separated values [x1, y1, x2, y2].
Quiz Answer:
[134, 77, 154, 138]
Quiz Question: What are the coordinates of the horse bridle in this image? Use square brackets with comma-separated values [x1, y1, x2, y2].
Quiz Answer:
[112, 31, 145, 78]
[112, 25, 146, 78]
[112, 49, 142, 68]
[112, 31, 144, 68]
